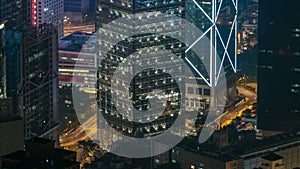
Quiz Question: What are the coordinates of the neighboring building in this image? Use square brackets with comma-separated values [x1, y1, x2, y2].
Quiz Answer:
[1, 0, 63, 38]
[0, 115, 23, 168]
[58, 32, 96, 130]
[237, 0, 258, 53]
[154, 146, 243, 169]
[1, 137, 79, 169]
[257, 0, 300, 131]
[240, 132, 300, 169]
[0, 115, 24, 168]
[31, 0, 64, 38]
[260, 153, 284, 169]
[83, 152, 141, 169]
[0, 20, 6, 101]
[64, 0, 90, 24]
[185, 0, 238, 100]
[0, 0, 27, 27]
[58, 31, 96, 88]
[154, 132, 300, 169]
[185, 78, 210, 112]
[4, 23, 59, 142]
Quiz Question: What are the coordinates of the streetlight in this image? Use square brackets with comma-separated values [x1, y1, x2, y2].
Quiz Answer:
[84, 14, 88, 24]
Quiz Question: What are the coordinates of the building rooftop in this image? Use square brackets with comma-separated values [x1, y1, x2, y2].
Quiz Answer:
[26, 137, 54, 144]
[238, 131, 300, 158]
[59, 31, 95, 52]
[178, 131, 300, 162]
[2, 146, 78, 168]
[2, 150, 79, 169]
[0, 115, 22, 123]
[261, 153, 283, 161]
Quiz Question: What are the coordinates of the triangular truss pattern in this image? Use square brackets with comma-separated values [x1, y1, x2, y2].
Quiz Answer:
[185, 0, 238, 87]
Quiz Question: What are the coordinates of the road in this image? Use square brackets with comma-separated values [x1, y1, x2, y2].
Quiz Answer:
[219, 85, 257, 128]
[237, 86, 257, 100]
[60, 85, 257, 148]
[64, 24, 95, 37]
[60, 114, 97, 147]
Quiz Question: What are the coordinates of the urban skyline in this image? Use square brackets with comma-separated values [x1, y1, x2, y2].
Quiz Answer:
[1, 0, 300, 169]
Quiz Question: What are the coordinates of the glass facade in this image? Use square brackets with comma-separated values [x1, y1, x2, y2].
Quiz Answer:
[95, 0, 186, 141]
[94, 0, 237, 151]
[4, 24, 58, 140]
[186, 0, 238, 100]
[95, 0, 184, 31]
[257, 0, 300, 131]
[64, 0, 89, 13]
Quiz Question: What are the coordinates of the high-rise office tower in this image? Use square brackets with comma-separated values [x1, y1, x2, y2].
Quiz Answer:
[93, 0, 237, 148]
[1, 0, 59, 145]
[4, 23, 59, 141]
[31, 0, 64, 38]
[258, 0, 300, 131]
[94, 0, 185, 146]
[185, 0, 238, 101]
[0, 0, 27, 27]
[0, 0, 26, 116]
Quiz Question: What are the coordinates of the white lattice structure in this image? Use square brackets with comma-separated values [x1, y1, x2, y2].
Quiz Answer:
[185, 0, 238, 87]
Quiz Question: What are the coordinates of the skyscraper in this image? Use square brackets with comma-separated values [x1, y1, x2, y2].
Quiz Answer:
[92, 0, 237, 150]
[31, 0, 64, 38]
[257, 0, 300, 131]
[0, 0, 60, 145]
[94, 0, 185, 146]
[185, 0, 238, 100]
[4, 23, 59, 141]
[0, 0, 26, 27]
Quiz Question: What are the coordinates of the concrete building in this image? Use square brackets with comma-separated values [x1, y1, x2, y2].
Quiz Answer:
[154, 131, 300, 169]
[31, 0, 64, 38]
[260, 153, 284, 169]
[185, 78, 210, 112]
[170, 146, 243, 169]
[0, 115, 24, 168]
[0, 115, 24, 157]
[58, 31, 96, 88]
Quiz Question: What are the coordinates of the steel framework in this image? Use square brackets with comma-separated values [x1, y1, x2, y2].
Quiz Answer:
[185, 0, 238, 87]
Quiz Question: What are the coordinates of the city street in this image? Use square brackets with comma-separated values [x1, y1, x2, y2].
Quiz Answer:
[64, 24, 95, 37]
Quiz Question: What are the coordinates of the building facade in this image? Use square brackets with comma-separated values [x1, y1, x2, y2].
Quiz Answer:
[4, 23, 59, 142]
[95, 0, 186, 150]
[93, 0, 238, 151]
[185, 0, 238, 100]
[64, 0, 90, 24]
[257, 0, 300, 131]
[58, 32, 96, 88]
[0, 0, 26, 27]
[31, 0, 64, 38]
